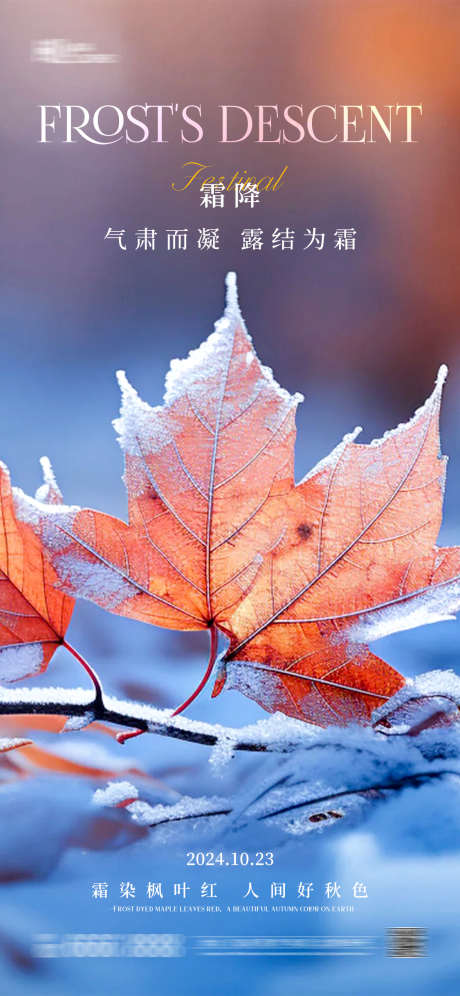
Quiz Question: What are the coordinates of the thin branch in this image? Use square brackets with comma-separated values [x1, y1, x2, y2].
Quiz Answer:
[0, 684, 290, 752]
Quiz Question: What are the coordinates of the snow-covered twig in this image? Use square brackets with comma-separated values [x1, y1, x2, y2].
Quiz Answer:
[0, 684, 305, 752]
[1, 669, 459, 757]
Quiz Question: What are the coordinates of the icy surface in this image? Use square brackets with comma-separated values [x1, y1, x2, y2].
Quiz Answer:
[0, 778, 93, 880]
[1, 669, 458, 843]
[100, 716, 460, 843]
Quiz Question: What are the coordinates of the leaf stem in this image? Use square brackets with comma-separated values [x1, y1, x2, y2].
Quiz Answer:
[171, 623, 219, 717]
[116, 727, 145, 745]
[61, 640, 103, 709]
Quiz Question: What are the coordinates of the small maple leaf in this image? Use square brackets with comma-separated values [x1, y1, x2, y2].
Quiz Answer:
[0, 458, 75, 682]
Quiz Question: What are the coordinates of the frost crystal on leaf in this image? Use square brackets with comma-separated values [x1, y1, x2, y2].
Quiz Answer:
[13, 488, 79, 553]
[0, 644, 44, 683]
[55, 555, 136, 609]
[93, 781, 139, 807]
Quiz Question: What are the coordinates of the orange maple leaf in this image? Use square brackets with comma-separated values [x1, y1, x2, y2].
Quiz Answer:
[14, 276, 460, 726]
[0, 458, 75, 682]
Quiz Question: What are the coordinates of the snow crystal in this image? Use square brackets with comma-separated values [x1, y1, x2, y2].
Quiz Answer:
[125, 800, 159, 824]
[113, 370, 171, 462]
[120, 711, 460, 841]
[35, 456, 61, 504]
[164, 327, 231, 408]
[99, 691, 312, 754]
[209, 734, 237, 772]
[0, 643, 43, 683]
[1, 670, 459, 844]
[235, 710, 316, 748]
[13, 487, 79, 553]
[127, 794, 228, 827]
[54, 554, 135, 609]
[93, 781, 139, 807]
